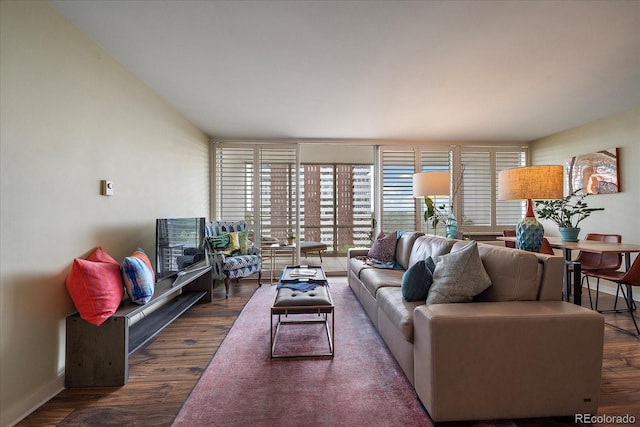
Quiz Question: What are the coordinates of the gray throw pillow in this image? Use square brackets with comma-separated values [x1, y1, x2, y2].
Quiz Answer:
[401, 256, 436, 301]
[426, 241, 492, 304]
[367, 231, 397, 263]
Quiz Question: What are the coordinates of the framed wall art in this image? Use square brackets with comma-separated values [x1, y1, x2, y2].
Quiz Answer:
[567, 147, 619, 194]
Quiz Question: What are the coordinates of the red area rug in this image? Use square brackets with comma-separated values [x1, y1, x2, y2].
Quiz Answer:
[173, 279, 433, 426]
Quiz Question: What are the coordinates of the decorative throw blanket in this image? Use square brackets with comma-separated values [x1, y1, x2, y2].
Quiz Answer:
[355, 256, 402, 270]
[277, 280, 329, 292]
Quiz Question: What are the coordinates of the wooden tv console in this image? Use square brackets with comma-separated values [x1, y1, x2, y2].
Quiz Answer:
[65, 261, 212, 387]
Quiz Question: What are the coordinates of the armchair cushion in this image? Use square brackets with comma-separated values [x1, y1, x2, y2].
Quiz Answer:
[222, 232, 241, 256]
[207, 233, 230, 250]
[206, 220, 262, 282]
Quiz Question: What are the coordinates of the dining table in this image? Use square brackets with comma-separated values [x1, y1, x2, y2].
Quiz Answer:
[497, 235, 640, 306]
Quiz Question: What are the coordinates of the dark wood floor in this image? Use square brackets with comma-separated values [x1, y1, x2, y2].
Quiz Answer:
[18, 279, 639, 427]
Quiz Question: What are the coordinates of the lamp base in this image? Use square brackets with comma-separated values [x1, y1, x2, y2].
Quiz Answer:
[516, 216, 543, 253]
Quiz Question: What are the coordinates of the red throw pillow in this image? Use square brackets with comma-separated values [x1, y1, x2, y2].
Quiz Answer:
[66, 247, 124, 326]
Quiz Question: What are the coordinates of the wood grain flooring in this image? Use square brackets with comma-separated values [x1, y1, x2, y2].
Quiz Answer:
[17, 278, 639, 427]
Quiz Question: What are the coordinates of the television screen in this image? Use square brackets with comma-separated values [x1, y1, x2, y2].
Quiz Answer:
[155, 217, 206, 279]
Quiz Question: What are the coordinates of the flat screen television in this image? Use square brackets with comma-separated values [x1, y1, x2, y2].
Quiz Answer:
[155, 217, 206, 279]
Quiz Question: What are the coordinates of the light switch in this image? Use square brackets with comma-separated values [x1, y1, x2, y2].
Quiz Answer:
[101, 180, 114, 196]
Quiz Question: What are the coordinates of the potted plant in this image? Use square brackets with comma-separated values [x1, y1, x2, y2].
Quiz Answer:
[534, 190, 604, 242]
[286, 230, 296, 245]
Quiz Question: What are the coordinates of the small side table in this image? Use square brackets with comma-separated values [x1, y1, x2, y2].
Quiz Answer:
[268, 243, 295, 283]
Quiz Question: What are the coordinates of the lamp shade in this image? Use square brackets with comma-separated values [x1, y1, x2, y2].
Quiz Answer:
[413, 171, 450, 197]
[498, 165, 564, 253]
[498, 165, 564, 201]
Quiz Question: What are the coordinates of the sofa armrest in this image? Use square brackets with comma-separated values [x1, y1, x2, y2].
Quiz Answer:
[347, 247, 369, 258]
[413, 301, 603, 422]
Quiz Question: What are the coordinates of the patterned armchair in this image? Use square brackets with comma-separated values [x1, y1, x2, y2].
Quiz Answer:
[205, 220, 262, 298]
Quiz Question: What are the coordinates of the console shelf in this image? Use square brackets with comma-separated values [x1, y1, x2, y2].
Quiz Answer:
[65, 262, 212, 388]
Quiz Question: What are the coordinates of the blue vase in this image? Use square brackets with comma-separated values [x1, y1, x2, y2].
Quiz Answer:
[516, 216, 543, 252]
[445, 207, 458, 239]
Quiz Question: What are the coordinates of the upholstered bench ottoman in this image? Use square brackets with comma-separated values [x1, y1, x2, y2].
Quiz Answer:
[270, 284, 334, 358]
[298, 241, 328, 261]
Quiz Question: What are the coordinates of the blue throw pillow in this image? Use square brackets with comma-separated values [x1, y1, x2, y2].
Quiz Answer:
[401, 256, 436, 302]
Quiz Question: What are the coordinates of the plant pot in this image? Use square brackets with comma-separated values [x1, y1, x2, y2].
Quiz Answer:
[559, 227, 580, 242]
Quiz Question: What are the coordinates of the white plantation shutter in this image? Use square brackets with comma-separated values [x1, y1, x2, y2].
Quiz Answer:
[496, 150, 527, 225]
[378, 145, 527, 234]
[418, 150, 453, 234]
[459, 147, 527, 230]
[259, 146, 298, 244]
[214, 143, 298, 246]
[460, 151, 492, 227]
[215, 145, 255, 224]
[380, 149, 417, 232]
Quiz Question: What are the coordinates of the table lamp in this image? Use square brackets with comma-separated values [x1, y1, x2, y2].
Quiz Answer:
[413, 171, 450, 234]
[498, 165, 564, 252]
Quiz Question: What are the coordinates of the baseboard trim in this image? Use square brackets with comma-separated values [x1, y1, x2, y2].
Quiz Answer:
[3, 373, 64, 427]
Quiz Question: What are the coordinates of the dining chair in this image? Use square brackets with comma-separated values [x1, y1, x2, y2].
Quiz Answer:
[577, 233, 622, 311]
[502, 230, 516, 248]
[503, 229, 553, 255]
[540, 238, 554, 255]
[584, 254, 640, 337]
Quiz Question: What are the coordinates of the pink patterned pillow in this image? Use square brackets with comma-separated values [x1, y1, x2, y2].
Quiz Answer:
[367, 231, 398, 262]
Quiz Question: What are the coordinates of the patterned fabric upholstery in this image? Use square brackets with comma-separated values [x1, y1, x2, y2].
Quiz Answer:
[206, 221, 262, 292]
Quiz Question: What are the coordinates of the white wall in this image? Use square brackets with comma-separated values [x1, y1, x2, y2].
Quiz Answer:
[531, 108, 640, 244]
[531, 108, 640, 298]
[300, 144, 374, 164]
[0, 2, 210, 425]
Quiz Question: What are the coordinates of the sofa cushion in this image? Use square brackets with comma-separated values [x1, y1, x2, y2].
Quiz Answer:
[401, 256, 435, 301]
[377, 287, 424, 342]
[473, 243, 541, 302]
[427, 241, 492, 304]
[359, 267, 404, 298]
[368, 231, 397, 262]
[394, 231, 424, 270]
[408, 235, 455, 268]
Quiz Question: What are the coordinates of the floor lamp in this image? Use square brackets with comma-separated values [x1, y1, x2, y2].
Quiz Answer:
[413, 171, 450, 235]
[498, 165, 564, 252]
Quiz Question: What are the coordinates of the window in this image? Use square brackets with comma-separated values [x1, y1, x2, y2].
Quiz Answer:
[380, 149, 417, 232]
[379, 145, 527, 235]
[379, 146, 452, 234]
[214, 143, 298, 246]
[459, 147, 527, 231]
[300, 164, 373, 252]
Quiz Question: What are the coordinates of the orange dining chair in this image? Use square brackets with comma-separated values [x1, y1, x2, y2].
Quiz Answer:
[503, 230, 553, 255]
[576, 234, 623, 311]
[502, 230, 516, 248]
[540, 238, 554, 255]
[584, 254, 640, 337]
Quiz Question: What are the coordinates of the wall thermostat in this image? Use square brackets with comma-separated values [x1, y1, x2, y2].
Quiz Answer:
[101, 180, 114, 196]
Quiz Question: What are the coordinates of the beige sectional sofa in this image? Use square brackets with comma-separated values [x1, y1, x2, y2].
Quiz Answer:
[348, 232, 604, 422]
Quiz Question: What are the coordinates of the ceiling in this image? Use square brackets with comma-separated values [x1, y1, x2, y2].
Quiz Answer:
[49, 0, 639, 142]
